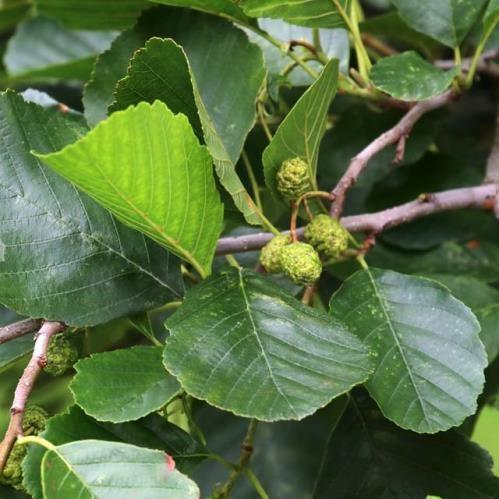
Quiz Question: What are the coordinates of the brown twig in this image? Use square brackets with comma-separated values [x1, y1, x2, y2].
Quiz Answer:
[0, 319, 42, 345]
[215, 184, 497, 255]
[485, 106, 499, 218]
[0, 321, 65, 472]
[288, 39, 318, 57]
[435, 48, 499, 79]
[329, 90, 457, 217]
[361, 33, 398, 57]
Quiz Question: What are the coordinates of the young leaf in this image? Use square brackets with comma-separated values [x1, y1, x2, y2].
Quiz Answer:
[263, 58, 339, 200]
[110, 37, 202, 137]
[330, 268, 487, 433]
[164, 268, 374, 421]
[40, 440, 199, 498]
[70, 346, 181, 423]
[86, 8, 265, 226]
[314, 392, 499, 498]
[33, 0, 147, 30]
[23, 405, 206, 498]
[391, 0, 489, 48]
[239, 0, 349, 28]
[36, 100, 224, 278]
[0, 91, 182, 326]
[110, 35, 266, 226]
[4, 17, 116, 82]
[370, 51, 458, 101]
[147, 0, 251, 24]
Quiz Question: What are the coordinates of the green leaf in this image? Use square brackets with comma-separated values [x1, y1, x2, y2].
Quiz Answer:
[109, 33, 265, 226]
[330, 268, 487, 433]
[23, 406, 206, 498]
[147, 0, 251, 24]
[370, 51, 458, 101]
[391, 0, 489, 48]
[40, 440, 199, 498]
[314, 392, 499, 498]
[33, 0, 147, 30]
[0, 0, 31, 32]
[484, 0, 499, 31]
[4, 17, 117, 82]
[263, 58, 339, 200]
[423, 274, 499, 363]
[164, 268, 374, 421]
[239, 0, 349, 28]
[0, 91, 183, 326]
[70, 346, 180, 423]
[37, 100, 223, 278]
[109, 38, 202, 137]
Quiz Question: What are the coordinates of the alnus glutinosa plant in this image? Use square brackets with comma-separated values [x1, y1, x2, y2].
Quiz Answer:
[0, 1, 498, 498]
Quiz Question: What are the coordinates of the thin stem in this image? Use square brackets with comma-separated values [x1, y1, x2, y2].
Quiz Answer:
[454, 46, 462, 67]
[357, 254, 369, 270]
[216, 419, 259, 498]
[225, 254, 241, 269]
[257, 101, 273, 142]
[302, 283, 317, 305]
[245, 468, 270, 499]
[242, 150, 263, 211]
[249, 26, 319, 79]
[332, 0, 371, 79]
[466, 15, 499, 87]
[0, 319, 42, 345]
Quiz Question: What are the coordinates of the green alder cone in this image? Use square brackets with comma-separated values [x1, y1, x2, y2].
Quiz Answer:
[0, 405, 48, 490]
[304, 214, 350, 260]
[259, 233, 292, 273]
[280, 242, 322, 285]
[276, 157, 313, 201]
[45, 334, 79, 376]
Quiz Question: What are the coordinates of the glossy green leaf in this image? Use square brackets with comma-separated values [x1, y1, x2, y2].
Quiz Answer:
[314, 392, 499, 498]
[4, 17, 117, 82]
[239, 0, 349, 28]
[70, 346, 180, 422]
[391, 0, 488, 48]
[164, 268, 374, 421]
[37, 100, 223, 278]
[33, 0, 147, 30]
[23, 406, 206, 498]
[147, 0, 250, 24]
[0, 91, 182, 326]
[330, 268, 487, 433]
[263, 58, 339, 200]
[423, 274, 499, 363]
[40, 440, 199, 498]
[370, 51, 458, 101]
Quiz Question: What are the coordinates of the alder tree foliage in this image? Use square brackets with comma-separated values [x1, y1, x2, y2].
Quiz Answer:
[0, 0, 498, 498]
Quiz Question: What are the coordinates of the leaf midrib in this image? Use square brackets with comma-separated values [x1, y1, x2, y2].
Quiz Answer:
[364, 268, 433, 431]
